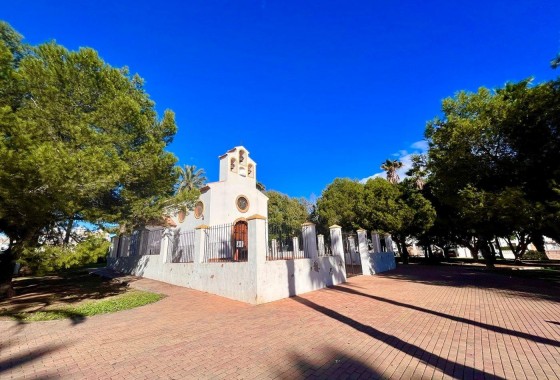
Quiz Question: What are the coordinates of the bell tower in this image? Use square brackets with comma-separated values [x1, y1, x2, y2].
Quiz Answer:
[219, 146, 257, 184]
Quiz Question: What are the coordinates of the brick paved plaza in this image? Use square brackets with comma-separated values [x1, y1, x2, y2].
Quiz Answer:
[1, 265, 559, 379]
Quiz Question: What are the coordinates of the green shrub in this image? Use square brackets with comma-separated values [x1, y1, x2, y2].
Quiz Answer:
[19, 235, 110, 275]
[522, 250, 549, 261]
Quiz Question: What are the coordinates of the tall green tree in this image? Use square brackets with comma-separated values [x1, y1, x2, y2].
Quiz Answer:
[359, 178, 435, 263]
[405, 154, 427, 190]
[266, 191, 309, 237]
[316, 178, 364, 232]
[0, 23, 181, 296]
[425, 79, 560, 266]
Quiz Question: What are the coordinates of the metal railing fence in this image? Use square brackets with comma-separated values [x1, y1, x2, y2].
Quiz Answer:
[170, 229, 195, 263]
[204, 223, 247, 262]
[267, 224, 307, 260]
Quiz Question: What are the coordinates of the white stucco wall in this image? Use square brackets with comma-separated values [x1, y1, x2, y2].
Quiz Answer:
[361, 252, 397, 275]
[255, 256, 346, 304]
[108, 255, 257, 304]
[358, 230, 396, 275]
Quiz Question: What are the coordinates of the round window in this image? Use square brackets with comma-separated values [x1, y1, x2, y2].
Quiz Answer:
[236, 196, 249, 213]
[194, 201, 204, 219]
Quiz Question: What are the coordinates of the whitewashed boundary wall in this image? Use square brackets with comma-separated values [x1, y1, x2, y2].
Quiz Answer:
[358, 230, 397, 275]
[108, 218, 347, 304]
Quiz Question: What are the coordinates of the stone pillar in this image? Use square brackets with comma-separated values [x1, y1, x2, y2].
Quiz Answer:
[357, 229, 368, 256]
[358, 229, 371, 275]
[329, 225, 344, 261]
[271, 238, 278, 259]
[248, 215, 267, 266]
[302, 222, 318, 259]
[110, 236, 120, 259]
[385, 235, 394, 253]
[160, 228, 173, 263]
[371, 231, 381, 253]
[317, 234, 325, 256]
[292, 237, 299, 258]
[118, 235, 128, 257]
[194, 225, 209, 264]
[329, 225, 346, 280]
[137, 230, 146, 256]
[248, 214, 267, 304]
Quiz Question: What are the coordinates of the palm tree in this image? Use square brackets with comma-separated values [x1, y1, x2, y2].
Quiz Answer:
[380, 159, 403, 184]
[176, 165, 206, 192]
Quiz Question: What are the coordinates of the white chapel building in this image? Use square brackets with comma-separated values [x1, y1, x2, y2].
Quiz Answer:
[170, 146, 268, 232]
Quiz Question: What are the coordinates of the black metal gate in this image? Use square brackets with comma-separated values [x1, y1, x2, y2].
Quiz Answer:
[342, 232, 362, 277]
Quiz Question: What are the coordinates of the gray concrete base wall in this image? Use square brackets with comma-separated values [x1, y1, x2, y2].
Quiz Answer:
[361, 252, 397, 275]
[256, 256, 346, 304]
[108, 256, 256, 304]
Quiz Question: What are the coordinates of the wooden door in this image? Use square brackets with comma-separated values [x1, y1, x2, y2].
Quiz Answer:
[233, 221, 248, 261]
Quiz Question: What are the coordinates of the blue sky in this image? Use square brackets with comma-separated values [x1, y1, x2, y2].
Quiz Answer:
[3, 1, 560, 200]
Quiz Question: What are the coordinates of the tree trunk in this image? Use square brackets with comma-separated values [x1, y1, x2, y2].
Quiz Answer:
[395, 238, 409, 264]
[464, 239, 479, 262]
[495, 238, 504, 259]
[0, 230, 38, 298]
[442, 246, 450, 260]
[490, 241, 497, 258]
[465, 238, 479, 262]
[530, 233, 545, 253]
[478, 238, 495, 268]
[423, 245, 430, 259]
[0, 246, 16, 299]
[63, 218, 74, 246]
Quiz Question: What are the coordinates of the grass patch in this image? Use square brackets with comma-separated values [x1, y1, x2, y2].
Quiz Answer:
[5, 290, 164, 322]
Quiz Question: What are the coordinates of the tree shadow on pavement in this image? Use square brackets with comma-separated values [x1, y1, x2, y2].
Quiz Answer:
[331, 286, 560, 348]
[284, 348, 383, 379]
[292, 296, 504, 380]
[377, 265, 560, 302]
[0, 342, 66, 376]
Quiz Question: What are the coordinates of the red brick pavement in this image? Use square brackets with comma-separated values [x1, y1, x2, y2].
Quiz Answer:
[1, 265, 559, 379]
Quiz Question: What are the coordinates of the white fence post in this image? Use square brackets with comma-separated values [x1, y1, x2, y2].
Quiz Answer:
[317, 234, 325, 256]
[160, 228, 172, 263]
[385, 235, 394, 253]
[194, 225, 208, 263]
[357, 229, 368, 256]
[371, 231, 381, 253]
[329, 225, 346, 280]
[302, 222, 318, 259]
[110, 236, 119, 259]
[292, 237, 299, 258]
[248, 214, 267, 303]
[247, 215, 267, 266]
[271, 238, 278, 259]
[357, 229, 370, 275]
